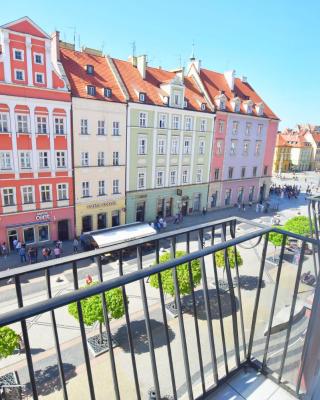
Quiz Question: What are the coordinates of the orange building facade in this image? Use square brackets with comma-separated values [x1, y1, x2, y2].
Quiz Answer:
[0, 17, 74, 249]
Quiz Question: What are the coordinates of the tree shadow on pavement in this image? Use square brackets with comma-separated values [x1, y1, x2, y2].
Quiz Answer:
[114, 319, 175, 355]
[183, 288, 239, 320]
[235, 275, 266, 291]
[25, 363, 76, 396]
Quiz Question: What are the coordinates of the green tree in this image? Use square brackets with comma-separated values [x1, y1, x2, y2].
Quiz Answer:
[0, 326, 20, 358]
[283, 216, 313, 236]
[214, 247, 243, 269]
[149, 251, 201, 306]
[68, 284, 125, 344]
[268, 229, 285, 261]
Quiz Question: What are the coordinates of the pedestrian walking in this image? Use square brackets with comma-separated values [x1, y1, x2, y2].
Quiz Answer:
[42, 247, 48, 261]
[1, 242, 8, 258]
[242, 203, 246, 212]
[54, 246, 61, 258]
[73, 237, 79, 252]
[16, 240, 21, 253]
[19, 245, 27, 263]
[13, 238, 18, 251]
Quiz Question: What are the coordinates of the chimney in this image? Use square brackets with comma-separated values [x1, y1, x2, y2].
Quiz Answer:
[137, 55, 147, 79]
[51, 31, 60, 62]
[224, 70, 235, 91]
[128, 55, 137, 67]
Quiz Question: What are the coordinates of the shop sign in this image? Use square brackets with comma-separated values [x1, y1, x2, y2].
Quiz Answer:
[35, 211, 50, 221]
[87, 201, 116, 209]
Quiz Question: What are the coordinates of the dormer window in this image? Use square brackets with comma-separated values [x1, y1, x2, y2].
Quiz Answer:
[86, 65, 94, 75]
[244, 100, 253, 114]
[87, 85, 96, 96]
[215, 94, 227, 111]
[139, 92, 146, 102]
[184, 100, 188, 108]
[220, 100, 225, 110]
[255, 103, 264, 116]
[201, 103, 206, 111]
[173, 92, 181, 107]
[104, 88, 112, 98]
[163, 96, 169, 106]
[231, 97, 241, 113]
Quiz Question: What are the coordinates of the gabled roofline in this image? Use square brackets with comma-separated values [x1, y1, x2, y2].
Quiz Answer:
[106, 56, 130, 102]
[0, 16, 50, 39]
[186, 62, 215, 111]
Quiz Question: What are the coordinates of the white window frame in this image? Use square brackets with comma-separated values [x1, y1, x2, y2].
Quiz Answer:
[200, 119, 207, 132]
[243, 141, 249, 155]
[40, 185, 52, 203]
[157, 137, 166, 155]
[171, 137, 179, 155]
[13, 48, 24, 61]
[34, 53, 43, 64]
[230, 141, 237, 155]
[113, 179, 120, 194]
[172, 115, 180, 130]
[19, 151, 32, 169]
[56, 151, 67, 168]
[36, 115, 48, 134]
[196, 168, 203, 183]
[0, 152, 12, 170]
[173, 91, 181, 107]
[255, 141, 261, 156]
[216, 140, 223, 155]
[97, 151, 105, 166]
[2, 187, 16, 206]
[39, 151, 50, 169]
[183, 138, 192, 155]
[82, 181, 90, 197]
[0, 113, 9, 133]
[81, 152, 89, 167]
[156, 169, 165, 187]
[138, 137, 147, 155]
[137, 169, 146, 190]
[15, 69, 25, 81]
[57, 183, 68, 200]
[182, 168, 189, 184]
[35, 72, 44, 84]
[80, 119, 88, 135]
[113, 151, 119, 166]
[112, 121, 120, 136]
[218, 120, 224, 133]
[185, 116, 193, 131]
[139, 112, 147, 128]
[199, 140, 205, 155]
[246, 122, 252, 135]
[170, 169, 177, 186]
[21, 185, 34, 204]
[98, 180, 106, 196]
[16, 114, 29, 133]
[97, 120, 105, 135]
[232, 121, 239, 134]
[54, 117, 65, 135]
[258, 124, 263, 135]
[159, 113, 167, 129]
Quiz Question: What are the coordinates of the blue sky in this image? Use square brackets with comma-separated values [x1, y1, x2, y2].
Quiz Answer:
[2, 1, 320, 128]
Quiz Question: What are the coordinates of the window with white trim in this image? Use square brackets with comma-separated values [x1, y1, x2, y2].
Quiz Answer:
[56, 151, 67, 168]
[173, 92, 181, 106]
[54, 117, 65, 134]
[113, 151, 119, 166]
[182, 169, 189, 184]
[0, 114, 9, 133]
[14, 49, 23, 60]
[199, 140, 205, 155]
[139, 112, 147, 128]
[112, 121, 120, 136]
[39, 151, 49, 169]
[183, 138, 191, 154]
[2, 188, 15, 206]
[159, 113, 167, 128]
[157, 137, 166, 155]
[0, 152, 12, 170]
[255, 141, 261, 155]
[81, 152, 89, 167]
[170, 170, 177, 185]
[40, 185, 51, 202]
[218, 120, 224, 133]
[185, 116, 193, 131]
[137, 170, 146, 190]
[216, 140, 223, 155]
[97, 120, 105, 135]
[82, 182, 90, 197]
[87, 85, 96, 96]
[258, 124, 263, 135]
[246, 122, 252, 135]
[196, 168, 203, 183]
[138, 137, 147, 155]
[113, 179, 120, 194]
[230, 140, 237, 155]
[200, 119, 207, 132]
[15, 70, 24, 81]
[22, 186, 34, 204]
[156, 170, 164, 187]
[34, 53, 43, 64]
[97, 151, 105, 166]
[19, 152, 32, 169]
[172, 115, 180, 130]
[17, 115, 28, 133]
[171, 137, 179, 155]
[35, 73, 44, 84]
[228, 167, 234, 179]
[57, 183, 68, 200]
[232, 121, 239, 134]
[243, 141, 249, 155]
[98, 180, 106, 196]
[36, 116, 48, 134]
[80, 119, 88, 135]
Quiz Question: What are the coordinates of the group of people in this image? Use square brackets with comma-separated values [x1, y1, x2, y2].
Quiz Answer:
[269, 184, 301, 199]
[151, 215, 167, 231]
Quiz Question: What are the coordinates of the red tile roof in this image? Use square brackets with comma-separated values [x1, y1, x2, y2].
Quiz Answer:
[199, 68, 279, 120]
[276, 133, 310, 148]
[112, 58, 210, 112]
[60, 47, 126, 103]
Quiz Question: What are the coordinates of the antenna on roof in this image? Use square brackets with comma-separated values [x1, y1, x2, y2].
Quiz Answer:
[67, 26, 76, 47]
[130, 41, 136, 57]
[190, 41, 195, 60]
[78, 34, 81, 51]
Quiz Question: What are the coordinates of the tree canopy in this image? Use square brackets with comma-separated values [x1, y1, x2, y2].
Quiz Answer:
[268, 229, 285, 248]
[283, 216, 313, 236]
[68, 284, 125, 326]
[0, 326, 20, 358]
[214, 247, 243, 269]
[149, 250, 201, 297]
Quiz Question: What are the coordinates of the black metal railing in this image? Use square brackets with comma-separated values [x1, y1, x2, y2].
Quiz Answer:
[0, 217, 319, 400]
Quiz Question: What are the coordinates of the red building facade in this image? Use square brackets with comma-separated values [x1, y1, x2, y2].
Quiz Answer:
[0, 17, 74, 249]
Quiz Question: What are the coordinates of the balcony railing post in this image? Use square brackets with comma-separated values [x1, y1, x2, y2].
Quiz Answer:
[45, 268, 68, 400]
[170, 237, 193, 400]
[308, 200, 318, 278]
[197, 228, 218, 385]
[95, 255, 120, 400]
[247, 233, 269, 361]
[72, 261, 96, 400]
[15, 275, 38, 400]
[137, 245, 161, 399]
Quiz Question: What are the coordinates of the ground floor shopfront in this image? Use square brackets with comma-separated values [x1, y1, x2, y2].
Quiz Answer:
[126, 184, 209, 224]
[75, 198, 126, 235]
[0, 207, 75, 250]
[219, 178, 262, 207]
